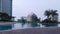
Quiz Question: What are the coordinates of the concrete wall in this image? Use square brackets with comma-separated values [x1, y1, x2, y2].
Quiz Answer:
[0, 27, 60, 34]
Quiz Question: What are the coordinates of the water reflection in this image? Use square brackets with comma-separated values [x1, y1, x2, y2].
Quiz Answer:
[22, 23, 58, 27]
[30, 23, 40, 27]
[0, 23, 60, 30]
[12, 23, 59, 29]
[41, 23, 58, 27]
[20, 23, 25, 27]
[12, 23, 23, 29]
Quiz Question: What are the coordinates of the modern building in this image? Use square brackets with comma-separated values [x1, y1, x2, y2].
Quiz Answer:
[17, 12, 41, 22]
[26, 12, 38, 22]
[0, 0, 12, 16]
[49, 14, 58, 21]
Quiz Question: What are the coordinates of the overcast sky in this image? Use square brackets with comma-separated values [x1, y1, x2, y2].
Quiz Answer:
[12, 0, 60, 21]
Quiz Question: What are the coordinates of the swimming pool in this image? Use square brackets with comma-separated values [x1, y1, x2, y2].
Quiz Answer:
[0, 22, 60, 30]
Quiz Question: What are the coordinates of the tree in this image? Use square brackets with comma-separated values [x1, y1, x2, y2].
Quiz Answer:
[43, 9, 58, 23]
[0, 12, 12, 21]
[44, 10, 51, 19]
[21, 17, 26, 23]
[50, 10, 58, 21]
[31, 13, 38, 22]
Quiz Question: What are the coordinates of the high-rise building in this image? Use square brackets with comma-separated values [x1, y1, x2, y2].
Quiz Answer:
[0, 0, 12, 16]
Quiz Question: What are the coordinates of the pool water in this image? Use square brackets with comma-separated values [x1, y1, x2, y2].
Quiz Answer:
[0, 23, 60, 30]
[0, 25, 12, 30]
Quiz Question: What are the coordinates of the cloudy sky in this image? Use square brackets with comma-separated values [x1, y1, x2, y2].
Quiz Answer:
[12, 0, 60, 21]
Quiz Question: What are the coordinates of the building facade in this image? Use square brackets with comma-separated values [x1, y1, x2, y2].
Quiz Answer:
[0, 0, 12, 16]
[49, 14, 58, 21]
[26, 13, 38, 22]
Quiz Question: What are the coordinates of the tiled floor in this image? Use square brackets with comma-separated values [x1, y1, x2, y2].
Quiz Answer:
[0, 27, 60, 34]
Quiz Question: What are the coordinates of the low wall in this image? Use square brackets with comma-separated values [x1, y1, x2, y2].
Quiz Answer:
[0, 27, 60, 34]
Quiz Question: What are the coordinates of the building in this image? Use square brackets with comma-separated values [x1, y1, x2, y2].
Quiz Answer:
[49, 14, 58, 21]
[17, 13, 41, 22]
[53, 15, 58, 21]
[0, 0, 12, 16]
[26, 12, 38, 22]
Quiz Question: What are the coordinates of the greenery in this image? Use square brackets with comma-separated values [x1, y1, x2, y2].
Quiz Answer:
[42, 19, 58, 23]
[0, 12, 12, 22]
[17, 9, 59, 24]
[42, 9, 58, 23]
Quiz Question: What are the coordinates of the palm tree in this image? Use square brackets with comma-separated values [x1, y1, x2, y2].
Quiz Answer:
[44, 10, 51, 19]
[50, 10, 58, 21]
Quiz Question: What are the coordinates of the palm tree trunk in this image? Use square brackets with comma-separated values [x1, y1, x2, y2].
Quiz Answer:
[52, 15, 54, 21]
[47, 16, 49, 20]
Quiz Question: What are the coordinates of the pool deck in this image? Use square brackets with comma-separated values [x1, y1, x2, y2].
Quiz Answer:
[0, 27, 60, 34]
